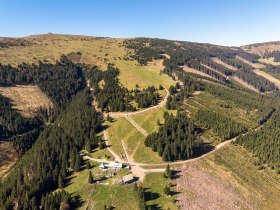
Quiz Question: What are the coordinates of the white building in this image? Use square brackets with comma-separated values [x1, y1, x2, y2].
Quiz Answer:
[99, 162, 122, 169]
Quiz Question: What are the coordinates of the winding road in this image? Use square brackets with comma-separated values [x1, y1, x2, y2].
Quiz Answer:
[86, 80, 266, 181]
[105, 86, 170, 118]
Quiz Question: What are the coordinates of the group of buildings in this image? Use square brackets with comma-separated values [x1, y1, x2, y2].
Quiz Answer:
[98, 161, 135, 184]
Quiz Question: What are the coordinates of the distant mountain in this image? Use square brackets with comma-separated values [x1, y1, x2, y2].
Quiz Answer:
[242, 41, 280, 55]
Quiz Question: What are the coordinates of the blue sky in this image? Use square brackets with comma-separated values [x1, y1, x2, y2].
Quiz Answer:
[0, 0, 279, 46]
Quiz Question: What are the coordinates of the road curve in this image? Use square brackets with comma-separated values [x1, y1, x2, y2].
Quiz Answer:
[106, 87, 170, 118]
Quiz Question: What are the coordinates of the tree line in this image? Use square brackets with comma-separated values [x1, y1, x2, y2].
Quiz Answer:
[135, 86, 160, 108]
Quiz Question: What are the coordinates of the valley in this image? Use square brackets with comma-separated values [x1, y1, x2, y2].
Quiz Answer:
[0, 34, 280, 210]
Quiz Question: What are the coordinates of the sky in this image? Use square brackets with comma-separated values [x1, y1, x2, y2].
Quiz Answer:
[0, 0, 279, 46]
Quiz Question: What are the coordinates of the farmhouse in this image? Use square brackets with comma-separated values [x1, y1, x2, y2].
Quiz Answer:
[99, 162, 123, 169]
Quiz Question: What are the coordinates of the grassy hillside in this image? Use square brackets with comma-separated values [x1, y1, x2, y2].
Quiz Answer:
[106, 118, 164, 164]
[0, 34, 175, 90]
[242, 41, 280, 56]
[131, 107, 177, 134]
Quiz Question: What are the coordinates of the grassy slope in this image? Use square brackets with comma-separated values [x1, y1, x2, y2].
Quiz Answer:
[63, 160, 135, 210]
[106, 118, 163, 164]
[183, 91, 258, 144]
[91, 184, 140, 210]
[185, 92, 258, 128]
[0, 142, 19, 180]
[131, 107, 177, 134]
[0, 34, 175, 90]
[259, 57, 280, 66]
[143, 173, 178, 210]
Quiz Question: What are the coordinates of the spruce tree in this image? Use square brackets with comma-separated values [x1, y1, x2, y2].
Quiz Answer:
[86, 161, 91, 169]
[86, 139, 92, 153]
[58, 174, 64, 189]
[88, 171, 94, 184]
[163, 185, 170, 196]
[157, 119, 161, 126]
[74, 155, 82, 172]
[165, 164, 172, 179]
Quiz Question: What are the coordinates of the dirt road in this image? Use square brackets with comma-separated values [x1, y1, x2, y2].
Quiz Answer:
[106, 87, 169, 118]
[125, 115, 148, 136]
[86, 121, 265, 182]
[103, 129, 122, 162]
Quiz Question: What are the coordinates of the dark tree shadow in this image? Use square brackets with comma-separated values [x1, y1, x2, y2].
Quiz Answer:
[71, 194, 84, 209]
[170, 190, 180, 196]
[148, 204, 161, 210]
[171, 170, 181, 179]
[192, 142, 215, 158]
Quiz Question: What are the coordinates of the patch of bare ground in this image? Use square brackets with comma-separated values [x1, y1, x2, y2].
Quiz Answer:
[211, 57, 238, 71]
[175, 161, 251, 210]
[175, 144, 280, 210]
[0, 142, 19, 180]
[182, 66, 217, 80]
[235, 56, 265, 69]
[0, 85, 52, 117]
[253, 69, 280, 89]
[230, 76, 260, 93]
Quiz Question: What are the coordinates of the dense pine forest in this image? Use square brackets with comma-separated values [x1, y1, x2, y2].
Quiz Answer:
[145, 112, 196, 161]
[0, 95, 42, 140]
[236, 108, 280, 173]
[195, 109, 247, 140]
[135, 86, 160, 108]
[0, 89, 101, 209]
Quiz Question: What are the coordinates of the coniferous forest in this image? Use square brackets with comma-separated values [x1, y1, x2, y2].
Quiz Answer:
[0, 95, 42, 140]
[145, 112, 196, 161]
[195, 109, 247, 140]
[236, 108, 280, 173]
[0, 89, 101, 209]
